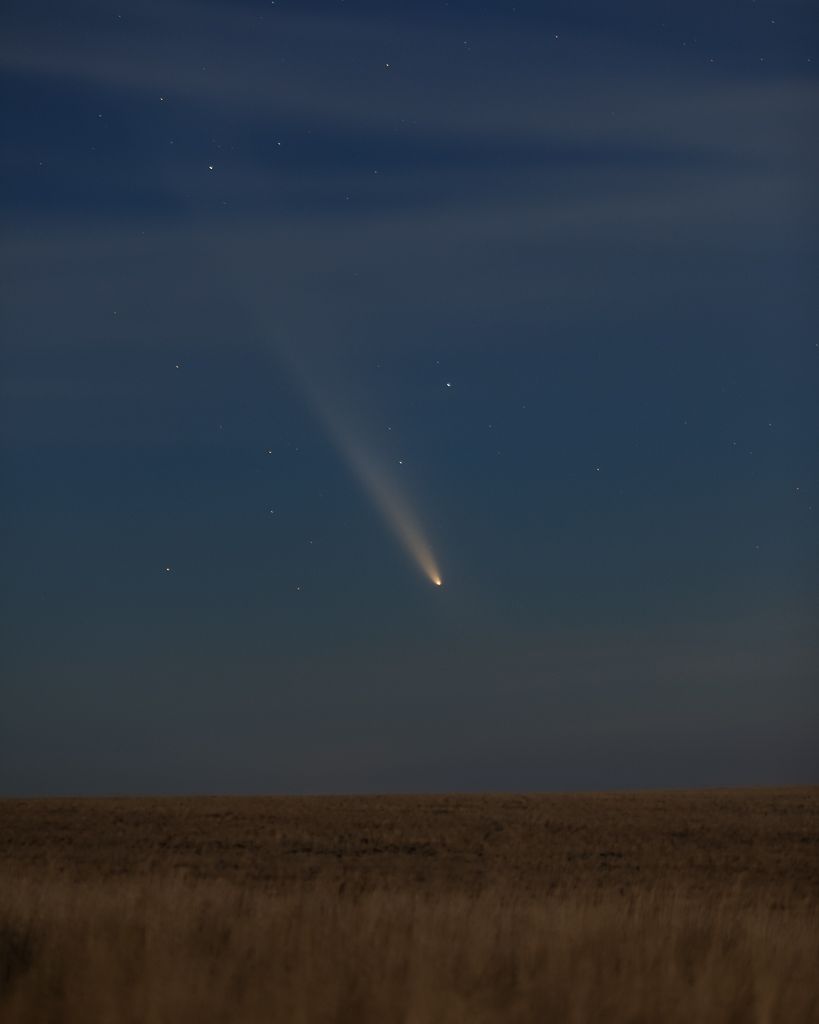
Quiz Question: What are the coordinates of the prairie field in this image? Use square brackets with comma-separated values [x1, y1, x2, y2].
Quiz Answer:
[0, 787, 817, 1023]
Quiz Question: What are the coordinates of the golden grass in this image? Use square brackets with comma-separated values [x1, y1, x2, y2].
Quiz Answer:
[1, 788, 817, 1022]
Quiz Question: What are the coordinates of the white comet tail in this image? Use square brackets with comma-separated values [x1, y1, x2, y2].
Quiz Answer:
[265, 344, 443, 588]
[339, 435, 443, 587]
[214, 244, 444, 586]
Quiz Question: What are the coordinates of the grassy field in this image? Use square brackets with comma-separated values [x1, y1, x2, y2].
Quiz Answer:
[1, 788, 817, 1022]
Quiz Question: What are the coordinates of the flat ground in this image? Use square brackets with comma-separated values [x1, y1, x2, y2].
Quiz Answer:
[1, 788, 817, 1022]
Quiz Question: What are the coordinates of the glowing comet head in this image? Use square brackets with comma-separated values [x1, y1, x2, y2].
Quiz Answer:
[432, 575, 443, 587]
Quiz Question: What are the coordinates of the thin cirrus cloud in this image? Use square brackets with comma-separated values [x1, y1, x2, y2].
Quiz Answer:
[1, 0, 815, 387]
[2, 0, 815, 157]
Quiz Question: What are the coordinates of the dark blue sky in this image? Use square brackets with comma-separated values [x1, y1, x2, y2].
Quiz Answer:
[1, 0, 817, 795]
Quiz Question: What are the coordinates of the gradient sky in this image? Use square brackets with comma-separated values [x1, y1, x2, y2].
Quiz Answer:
[1, 0, 817, 795]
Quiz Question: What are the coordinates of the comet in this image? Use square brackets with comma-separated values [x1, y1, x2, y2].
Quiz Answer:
[206, 249, 442, 586]
[324, 413, 444, 588]
[287, 358, 443, 588]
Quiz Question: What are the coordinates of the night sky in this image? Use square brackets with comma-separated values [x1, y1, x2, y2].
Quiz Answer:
[2, 1, 817, 796]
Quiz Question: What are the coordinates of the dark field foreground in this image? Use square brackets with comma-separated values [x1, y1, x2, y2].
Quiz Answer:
[1, 788, 817, 1023]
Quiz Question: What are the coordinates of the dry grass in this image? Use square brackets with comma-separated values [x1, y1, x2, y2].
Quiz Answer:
[1, 788, 817, 1022]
